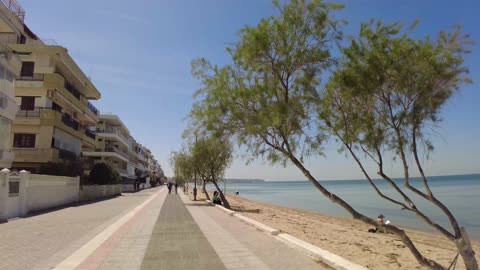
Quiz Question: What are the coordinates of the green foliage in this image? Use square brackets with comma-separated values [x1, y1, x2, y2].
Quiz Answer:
[321, 21, 472, 158]
[191, 0, 343, 165]
[88, 163, 121, 185]
[38, 161, 83, 177]
[191, 136, 233, 183]
[170, 135, 233, 185]
[170, 150, 195, 184]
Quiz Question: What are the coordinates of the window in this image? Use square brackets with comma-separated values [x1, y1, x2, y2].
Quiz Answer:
[20, 61, 34, 77]
[20, 96, 35, 110]
[13, 134, 36, 148]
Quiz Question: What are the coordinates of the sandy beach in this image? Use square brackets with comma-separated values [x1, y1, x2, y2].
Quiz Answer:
[196, 190, 480, 270]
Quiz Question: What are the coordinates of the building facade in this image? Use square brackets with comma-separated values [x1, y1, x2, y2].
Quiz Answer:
[83, 114, 135, 179]
[0, 1, 24, 169]
[7, 40, 100, 172]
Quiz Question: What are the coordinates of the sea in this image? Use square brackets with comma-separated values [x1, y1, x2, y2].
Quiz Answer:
[213, 174, 480, 240]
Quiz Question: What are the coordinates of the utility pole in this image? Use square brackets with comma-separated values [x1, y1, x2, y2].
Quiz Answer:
[193, 134, 197, 201]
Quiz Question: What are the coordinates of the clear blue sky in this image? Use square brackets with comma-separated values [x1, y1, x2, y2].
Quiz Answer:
[20, 0, 479, 180]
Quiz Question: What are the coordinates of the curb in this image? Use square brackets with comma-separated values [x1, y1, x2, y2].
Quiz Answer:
[204, 199, 214, 206]
[194, 195, 367, 270]
[277, 234, 368, 270]
[212, 201, 367, 270]
[233, 213, 280, 236]
[215, 204, 235, 215]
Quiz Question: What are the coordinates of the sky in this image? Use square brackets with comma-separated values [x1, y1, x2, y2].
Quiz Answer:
[18, 0, 480, 181]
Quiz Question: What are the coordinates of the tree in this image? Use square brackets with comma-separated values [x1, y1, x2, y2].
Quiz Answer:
[170, 150, 194, 186]
[190, 1, 476, 269]
[320, 21, 476, 269]
[190, 135, 233, 208]
[89, 163, 121, 185]
[39, 160, 83, 177]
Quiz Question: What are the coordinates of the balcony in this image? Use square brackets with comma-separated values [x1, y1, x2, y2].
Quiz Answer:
[61, 114, 79, 131]
[11, 148, 59, 163]
[84, 129, 96, 140]
[97, 127, 131, 149]
[16, 107, 42, 117]
[15, 107, 83, 138]
[105, 146, 130, 161]
[81, 128, 97, 147]
[82, 149, 129, 163]
[64, 80, 81, 100]
[1, 0, 25, 22]
[86, 101, 99, 115]
[16, 73, 44, 81]
[11, 147, 78, 163]
[18, 73, 87, 113]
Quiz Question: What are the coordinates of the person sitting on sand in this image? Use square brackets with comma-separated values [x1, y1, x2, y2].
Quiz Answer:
[368, 214, 386, 233]
[212, 191, 222, 205]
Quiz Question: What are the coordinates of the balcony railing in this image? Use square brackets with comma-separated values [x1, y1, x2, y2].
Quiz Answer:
[1, 0, 25, 22]
[16, 107, 42, 117]
[86, 101, 99, 115]
[64, 80, 81, 100]
[84, 129, 96, 140]
[105, 146, 130, 161]
[11, 148, 55, 160]
[16, 73, 44, 81]
[97, 127, 130, 147]
[16, 107, 81, 132]
[61, 114, 79, 131]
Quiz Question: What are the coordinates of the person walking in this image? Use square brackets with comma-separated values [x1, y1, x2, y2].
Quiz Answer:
[167, 182, 172, 194]
[174, 182, 178, 194]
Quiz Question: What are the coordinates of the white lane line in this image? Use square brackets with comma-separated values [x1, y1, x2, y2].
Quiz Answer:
[53, 187, 166, 270]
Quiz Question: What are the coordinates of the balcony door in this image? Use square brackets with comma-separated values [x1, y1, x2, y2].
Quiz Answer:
[20, 96, 35, 111]
[20, 61, 35, 77]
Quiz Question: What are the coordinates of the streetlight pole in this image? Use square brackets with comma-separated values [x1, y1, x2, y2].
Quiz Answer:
[193, 135, 197, 201]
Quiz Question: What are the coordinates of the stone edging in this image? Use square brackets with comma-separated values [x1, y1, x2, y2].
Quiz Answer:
[214, 203, 368, 270]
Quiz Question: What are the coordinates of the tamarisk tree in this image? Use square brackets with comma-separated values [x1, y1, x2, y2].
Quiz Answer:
[320, 21, 477, 269]
[190, 0, 477, 269]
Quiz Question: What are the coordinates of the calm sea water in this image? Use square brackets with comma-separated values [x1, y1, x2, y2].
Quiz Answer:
[213, 174, 480, 240]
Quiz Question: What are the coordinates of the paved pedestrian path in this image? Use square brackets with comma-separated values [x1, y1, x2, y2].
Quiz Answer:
[0, 186, 327, 270]
[0, 187, 164, 270]
[141, 195, 226, 270]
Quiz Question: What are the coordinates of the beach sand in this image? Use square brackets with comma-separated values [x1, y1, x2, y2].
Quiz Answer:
[195, 190, 480, 270]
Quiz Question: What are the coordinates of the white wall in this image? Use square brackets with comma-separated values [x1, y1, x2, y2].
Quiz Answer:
[0, 170, 79, 220]
[79, 184, 121, 202]
[26, 174, 79, 213]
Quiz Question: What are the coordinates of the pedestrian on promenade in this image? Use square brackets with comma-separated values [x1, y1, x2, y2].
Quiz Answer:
[175, 182, 178, 194]
[167, 182, 172, 194]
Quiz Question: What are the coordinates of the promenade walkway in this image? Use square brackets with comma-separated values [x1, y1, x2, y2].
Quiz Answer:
[0, 186, 326, 270]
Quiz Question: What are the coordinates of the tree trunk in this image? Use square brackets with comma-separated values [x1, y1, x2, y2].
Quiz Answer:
[285, 151, 445, 269]
[456, 228, 479, 270]
[202, 179, 211, 201]
[212, 180, 230, 209]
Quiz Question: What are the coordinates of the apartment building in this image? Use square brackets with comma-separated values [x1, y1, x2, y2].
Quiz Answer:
[134, 143, 149, 176]
[5, 30, 100, 171]
[83, 113, 136, 180]
[0, 1, 23, 169]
